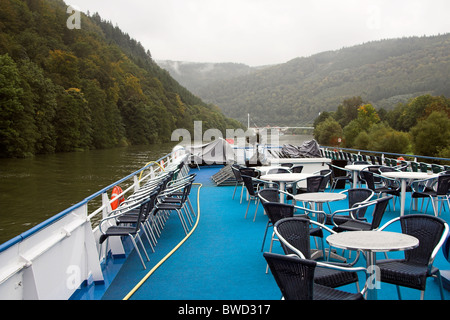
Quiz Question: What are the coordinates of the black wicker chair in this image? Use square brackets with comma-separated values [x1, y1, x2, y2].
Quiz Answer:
[116, 190, 160, 252]
[290, 165, 304, 173]
[360, 170, 400, 208]
[288, 175, 325, 201]
[320, 188, 374, 226]
[266, 168, 291, 174]
[263, 252, 366, 300]
[274, 217, 361, 290]
[99, 196, 154, 269]
[261, 203, 325, 269]
[154, 178, 195, 235]
[261, 202, 295, 255]
[327, 163, 353, 191]
[331, 196, 393, 233]
[377, 214, 449, 300]
[241, 174, 262, 220]
[411, 174, 450, 217]
[230, 164, 244, 202]
[241, 175, 279, 221]
[258, 188, 282, 250]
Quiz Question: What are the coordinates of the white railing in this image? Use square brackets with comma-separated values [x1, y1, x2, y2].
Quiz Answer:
[0, 148, 188, 300]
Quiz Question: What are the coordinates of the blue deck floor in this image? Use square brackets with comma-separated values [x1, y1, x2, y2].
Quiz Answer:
[74, 165, 450, 300]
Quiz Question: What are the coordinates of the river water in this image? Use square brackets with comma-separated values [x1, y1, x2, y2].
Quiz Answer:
[0, 135, 312, 245]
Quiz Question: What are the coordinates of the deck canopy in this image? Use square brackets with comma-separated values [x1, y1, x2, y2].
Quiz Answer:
[186, 138, 237, 165]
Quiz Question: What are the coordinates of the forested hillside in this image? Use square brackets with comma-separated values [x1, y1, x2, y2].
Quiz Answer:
[182, 34, 450, 126]
[0, 0, 243, 158]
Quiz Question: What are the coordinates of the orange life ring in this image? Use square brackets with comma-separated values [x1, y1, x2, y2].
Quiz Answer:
[111, 185, 125, 210]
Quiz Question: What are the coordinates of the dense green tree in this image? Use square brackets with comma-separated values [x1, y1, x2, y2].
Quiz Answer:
[410, 111, 450, 157]
[313, 111, 333, 128]
[334, 96, 366, 128]
[18, 59, 58, 154]
[365, 123, 410, 154]
[54, 88, 92, 152]
[314, 117, 343, 146]
[342, 104, 380, 148]
[0, 54, 31, 157]
[388, 95, 450, 132]
[319, 95, 449, 157]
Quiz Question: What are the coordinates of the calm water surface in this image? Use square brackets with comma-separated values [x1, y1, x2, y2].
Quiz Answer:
[0, 143, 177, 244]
[0, 135, 312, 245]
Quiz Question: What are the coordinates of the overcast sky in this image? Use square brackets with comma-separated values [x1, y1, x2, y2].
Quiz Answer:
[69, 0, 450, 66]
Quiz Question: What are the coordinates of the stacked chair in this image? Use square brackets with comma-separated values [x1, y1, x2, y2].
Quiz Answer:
[98, 159, 197, 269]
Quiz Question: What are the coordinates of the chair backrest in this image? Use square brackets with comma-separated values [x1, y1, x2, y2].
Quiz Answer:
[346, 188, 374, 219]
[360, 170, 376, 190]
[134, 196, 155, 232]
[231, 164, 243, 182]
[318, 170, 331, 192]
[274, 217, 312, 259]
[263, 252, 315, 300]
[160, 171, 175, 190]
[436, 174, 450, 196]
[257, 188, 280, 203]
[180, 180, 194, 203]
[142, 190, 159, 222]
[261, 202, 295, 225]
[241, 175, 257, 196]
[239, 167, 260, 178]
[370, 196, 393, 229]
[306, 175, 324, 193]
[280, 163, 294, 168]
[291, 165, 304, 173]
[399, 214, 447, 266]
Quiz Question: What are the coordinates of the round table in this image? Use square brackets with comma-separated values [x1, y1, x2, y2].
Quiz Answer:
[293, 192, 347, 211]
[260, 173, 312, 203]
[327, 230, 419, 300]
[381, 171, 438, 216]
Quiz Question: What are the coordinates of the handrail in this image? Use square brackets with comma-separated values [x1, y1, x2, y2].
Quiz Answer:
[0, 150, 180, 254]
[321, 145, 450, 163]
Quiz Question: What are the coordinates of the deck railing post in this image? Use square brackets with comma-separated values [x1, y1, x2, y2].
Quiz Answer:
[133, 175, 140, 192]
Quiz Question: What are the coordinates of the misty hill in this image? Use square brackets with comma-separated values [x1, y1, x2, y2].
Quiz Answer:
[156, 61, 260, 94]
[161, 34, 450, 126]
[0, 0, 243, 158]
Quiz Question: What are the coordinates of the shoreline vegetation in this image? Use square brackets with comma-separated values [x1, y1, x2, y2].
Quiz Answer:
[313, 95, 450, 162]
[1, 0, 448, 162]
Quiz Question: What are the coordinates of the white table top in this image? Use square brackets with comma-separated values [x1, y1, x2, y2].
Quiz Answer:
[260, 173, 312, 182]
[345, 164, 371, 171]
[381, 171, 438, 180]
[254, 166, 288, 174]
[327, 231, 419, 253]
[294, 192, 347, 203]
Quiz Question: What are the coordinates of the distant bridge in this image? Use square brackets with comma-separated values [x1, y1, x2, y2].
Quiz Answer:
[245, 115, 314, 131]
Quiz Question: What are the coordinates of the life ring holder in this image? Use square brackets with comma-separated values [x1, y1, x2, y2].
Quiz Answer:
[110, 185, 125, 210]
